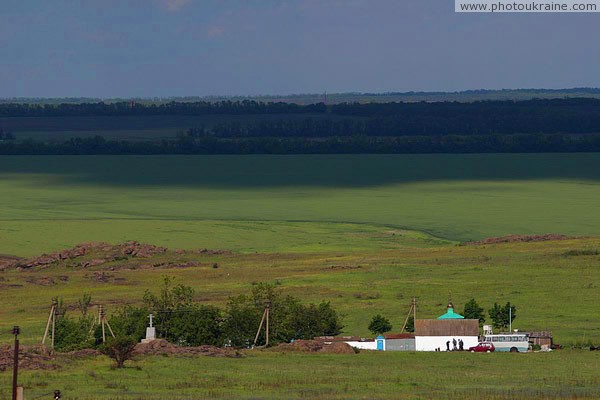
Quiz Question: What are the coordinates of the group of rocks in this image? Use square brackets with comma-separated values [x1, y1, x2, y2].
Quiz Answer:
[0, 241, 235, 272]
[1, 241, 168, 270]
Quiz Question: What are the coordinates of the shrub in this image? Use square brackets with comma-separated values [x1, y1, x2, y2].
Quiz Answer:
[101, 336, 137, 368]
[368, 314, 392, 335]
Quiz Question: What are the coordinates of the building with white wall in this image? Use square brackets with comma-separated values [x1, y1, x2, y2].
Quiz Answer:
[414, 302, 479, 351]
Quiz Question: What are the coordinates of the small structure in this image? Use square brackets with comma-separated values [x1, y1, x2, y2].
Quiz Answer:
[315, 336, 377, 350]
[376, 335, 385, 351]
[383, 333, 415, 351]
[141, 314, 156, 344]
[528, 331, 553, 348]
[414, 301, 479, 351]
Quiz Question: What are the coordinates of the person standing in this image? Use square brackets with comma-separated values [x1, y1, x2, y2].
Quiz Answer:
[452, 338, 457, 351]
[446, 340, 450, 351]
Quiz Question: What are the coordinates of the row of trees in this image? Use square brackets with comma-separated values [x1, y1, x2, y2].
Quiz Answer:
[0, 129, 14, 140]
[2, 98, 600, 128]
[54, 278, 344, 353]
[0, 100, 326, 117]
[366, 299, 517, 336]
[4, 132, 600, 154]
[463, 299, 517, 329]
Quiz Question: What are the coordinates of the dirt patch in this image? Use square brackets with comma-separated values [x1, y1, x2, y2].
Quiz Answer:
[0, 345, 57, 371]
[0, 283, 24, 289]
[89, 271, 119, 283]
[274, 340, 355, 354]
[25, 276, 56, 286]
[133, 339, 242, 358]
[465, 234, 570, 246]
[193, 249, 232, 256]
[324, 265, 362, 270]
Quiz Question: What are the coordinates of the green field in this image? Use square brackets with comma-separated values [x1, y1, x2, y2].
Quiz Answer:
[1, 238, 599, 344]
[2, 350, 599, 400]
[1, 154, 600, 256]
[2, 153, 600, 399]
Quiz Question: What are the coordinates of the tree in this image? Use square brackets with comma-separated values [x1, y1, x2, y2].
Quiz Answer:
[106, 306, 149, 344]
[143, 276, 195, 339]
[77, 293, 92, 318]
[368, 314, 392, 335]
[222, 283, 344, 347]
[101, 336, 137, 368]
[488, 302, 516, 330]
[169, 305, 223, 346]
[463, 298, 485, 324]
[404, 315, 414, 333]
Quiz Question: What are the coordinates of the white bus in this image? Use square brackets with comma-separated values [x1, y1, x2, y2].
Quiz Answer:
[482, 333, 529, 352]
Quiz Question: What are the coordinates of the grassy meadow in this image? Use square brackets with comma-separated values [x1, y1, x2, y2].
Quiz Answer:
[1, 350, 599, 400]
[1, 153, 600, 399]
[1, 154, 600, 256]
[1, 238, 599, 345]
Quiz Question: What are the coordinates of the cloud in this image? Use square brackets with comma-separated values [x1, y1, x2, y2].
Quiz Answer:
[206, 25, 225, 38]
[161, 0, 192, 12]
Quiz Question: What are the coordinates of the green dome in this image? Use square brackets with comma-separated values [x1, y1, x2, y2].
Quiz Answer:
[437, 302, 464, 319]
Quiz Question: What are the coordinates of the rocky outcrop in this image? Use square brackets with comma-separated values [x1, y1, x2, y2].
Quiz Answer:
[465, 234, 570, 246]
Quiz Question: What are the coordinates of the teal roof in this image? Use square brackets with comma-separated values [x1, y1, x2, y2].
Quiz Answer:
[437, 307, 464, 320]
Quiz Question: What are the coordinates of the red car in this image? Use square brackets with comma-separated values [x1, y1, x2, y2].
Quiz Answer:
[469, 342, 495, 352]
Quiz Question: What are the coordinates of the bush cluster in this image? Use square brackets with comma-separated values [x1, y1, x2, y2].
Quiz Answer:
[54, 278, 344, 351]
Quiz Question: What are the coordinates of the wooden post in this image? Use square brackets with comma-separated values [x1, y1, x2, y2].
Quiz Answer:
[253, 308, 267, 346]
[42, 305, 55, 345]
[100, 305, 106, 343]
[265, 303, 270, 347]
[253, 301, 272, 348]
[105, 320, 116, 339]
[401, 298, 416, 333]
[12, 326, 20, 400]
[51, 310, 56, 350]
[412, 297, 417, 323]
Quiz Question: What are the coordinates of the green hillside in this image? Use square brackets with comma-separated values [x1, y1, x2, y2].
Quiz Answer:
[1, 154, 600, 256]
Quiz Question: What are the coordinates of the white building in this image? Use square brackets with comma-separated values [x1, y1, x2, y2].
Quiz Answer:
[414, 302, 479, 351]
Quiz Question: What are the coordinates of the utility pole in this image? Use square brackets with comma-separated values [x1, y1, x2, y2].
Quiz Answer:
[42, 300, 57, 350]
[253, 300, 271, 348]
[98, 305, 115, 343]
[100, 305, 106, 343]
[401, 297, 417, 333]
[12, 326, 20, 400]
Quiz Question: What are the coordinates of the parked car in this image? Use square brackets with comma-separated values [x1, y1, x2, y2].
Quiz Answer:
[469, 342, 495, 352]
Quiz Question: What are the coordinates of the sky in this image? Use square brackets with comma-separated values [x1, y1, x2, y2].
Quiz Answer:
[1, 0, 599, 98]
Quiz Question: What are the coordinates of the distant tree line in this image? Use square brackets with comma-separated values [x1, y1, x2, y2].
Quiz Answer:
[0, 100, 326, 117]
[3, 132, 600, 155]
[2, 98, 600, 137]
[0, 128, 14, 140]
[3, 98, 600, 153]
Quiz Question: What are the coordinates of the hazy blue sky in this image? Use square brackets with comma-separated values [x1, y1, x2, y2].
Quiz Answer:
[1, 0, 599, 97]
